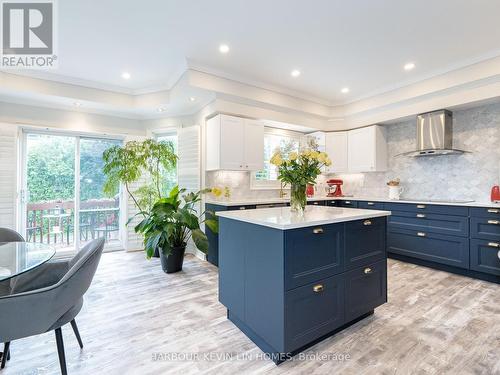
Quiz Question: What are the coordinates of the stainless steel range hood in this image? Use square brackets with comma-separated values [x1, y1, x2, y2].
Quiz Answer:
[398, 110, 468, 157]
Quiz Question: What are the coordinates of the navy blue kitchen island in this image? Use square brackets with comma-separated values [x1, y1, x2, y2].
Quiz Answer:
[217, 206, 391, 363]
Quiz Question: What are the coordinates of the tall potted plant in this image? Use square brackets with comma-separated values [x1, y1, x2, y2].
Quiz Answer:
[102, 139, 177, 257]
[270, 148, 331, 214]
[134, 186, 218, 273]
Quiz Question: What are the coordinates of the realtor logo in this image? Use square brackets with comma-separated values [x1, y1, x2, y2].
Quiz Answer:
[1, 0, 57, 68]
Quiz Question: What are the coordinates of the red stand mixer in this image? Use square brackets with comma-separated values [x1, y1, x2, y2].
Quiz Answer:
[327, 179, 344, 197]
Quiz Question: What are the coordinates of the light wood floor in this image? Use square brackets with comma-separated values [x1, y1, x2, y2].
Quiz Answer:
[3, 252, 500, 375]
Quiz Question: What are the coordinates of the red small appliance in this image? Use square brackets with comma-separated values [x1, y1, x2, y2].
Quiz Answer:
[327, 179, 344, 197]
[491, 185, 500, 203]
[306, 184, 315, 197]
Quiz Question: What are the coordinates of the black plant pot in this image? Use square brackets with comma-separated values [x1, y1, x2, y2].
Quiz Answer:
[153, 247, 160, 258]
[159, 244, 186, 273]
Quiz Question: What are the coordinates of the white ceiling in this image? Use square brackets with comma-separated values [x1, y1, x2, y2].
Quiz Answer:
[11, 0, 500, 105]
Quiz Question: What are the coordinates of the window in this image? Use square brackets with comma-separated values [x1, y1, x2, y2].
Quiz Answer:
[156, 132, 178, 192]
[251, 128, 301, 189]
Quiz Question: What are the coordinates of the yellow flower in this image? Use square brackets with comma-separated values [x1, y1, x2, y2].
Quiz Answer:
[300, 150, 311, 158]
[310, 151, 320, 160]
[289, 152, 298, 161]
[270, 152, 283, 166]
[316, 152, 326, 163]
[211, 187, 222, 197]
[325, 158, 332, 166]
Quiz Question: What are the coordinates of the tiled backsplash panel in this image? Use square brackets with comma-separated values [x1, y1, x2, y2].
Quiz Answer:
[340, 102, 500, 202]
[206, 102, 500, 203]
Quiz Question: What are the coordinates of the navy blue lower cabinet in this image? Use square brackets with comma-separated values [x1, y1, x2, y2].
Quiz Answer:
[345, 217, 386, 270]
[388, 210, 469, 237]
[345, 259, 387, 320]
[470, 217, 500, 241]
[285, 274, 344, 351]
[387, 228, 469, 269]
[338, 200, 358, 208]
[307, 200, 326, 206]
[285, 224, 344, 289]
[470, 239, 500, 276]
[218, 216, 387, 363]
[358, 201, 385, 210]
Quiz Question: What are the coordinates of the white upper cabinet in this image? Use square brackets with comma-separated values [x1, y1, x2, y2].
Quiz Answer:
[325, 132, 348, 173]
[347, 125, 387, 172]
[206, 114, 264, 171]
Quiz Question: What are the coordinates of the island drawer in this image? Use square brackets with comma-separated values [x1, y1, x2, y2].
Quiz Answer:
[285, 274, 344, 351]
[387, 228, 469, 269]
[345, 217, 386, 270]
[383, 202, 468, 216]
[358, 201, 385, 210]
[387, 211, 469, 237]
[307, 200, 327, 206]
[470, 217, 500, 240]
[470, 207, 500, 219]
[470, 239, 500, 276]
[345, 259, 387, 320]
[285, 224, 344, 290]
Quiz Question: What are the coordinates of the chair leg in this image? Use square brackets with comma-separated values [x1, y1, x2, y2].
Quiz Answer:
[70, 319, 84, 349]
[1, 342, 10, 369]
[55, 328, 68, 375]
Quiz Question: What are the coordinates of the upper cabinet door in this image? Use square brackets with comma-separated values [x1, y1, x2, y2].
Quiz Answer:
[347, 126, 387, 172]
[220, 115, 246, 170]
[325, 132, 348, 173]
[244, 119, 264, 170]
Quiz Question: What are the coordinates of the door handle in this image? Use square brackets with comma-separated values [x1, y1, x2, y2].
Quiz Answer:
[363, 220, 372, 226]
[487, 209, 499, 214]
[313, 284, 324, 293]
[367, 202, 375, 206]
[345, 201, 351, 204]
[487, 220, 500, 225]
[239, 207, 246, 210]
[313, 227, 324, 234]
[416, 214, 426, 218]
[416, 204, 426, 209]
[364, 267, 372, 274]
[417, 232, 426, 237]
[488, 242, 500, 248]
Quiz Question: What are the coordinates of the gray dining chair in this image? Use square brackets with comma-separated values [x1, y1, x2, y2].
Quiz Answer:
[0, 228, 24, 242]
[0, 238, 105, 374]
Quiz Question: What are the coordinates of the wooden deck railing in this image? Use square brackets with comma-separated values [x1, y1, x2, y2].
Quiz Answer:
[26, 198, 120, 246]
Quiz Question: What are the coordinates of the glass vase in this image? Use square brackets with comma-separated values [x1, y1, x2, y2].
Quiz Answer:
[290, 183, 307, 214]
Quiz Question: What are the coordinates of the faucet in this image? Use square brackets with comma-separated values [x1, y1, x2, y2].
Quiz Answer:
[279, 182, 288, 198]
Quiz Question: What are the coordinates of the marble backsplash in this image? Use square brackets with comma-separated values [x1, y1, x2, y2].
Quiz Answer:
[206, 102, 500, 203]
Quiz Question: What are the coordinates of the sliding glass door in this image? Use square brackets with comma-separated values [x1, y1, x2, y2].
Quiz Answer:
[21, 131, 123, 255]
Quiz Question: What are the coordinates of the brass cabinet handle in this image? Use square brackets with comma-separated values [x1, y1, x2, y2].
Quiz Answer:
[345, 201, 351, 204]
[313, 202, 319, 205]
[487, 209, 499, 214]
[416, 214, 426, 218]
[239, 207, 246, 210]
[488, 242, 500, 248]
[363, 220, 372, 226]
[313, 228, 324, 234]
[417, 232, 426, 237]
[364, 267, 372, 274]
[313, 284, 324, 293]
[487, 220, 500, 225]
[367, 202, 375, 206]
[416, 204, 426, 209]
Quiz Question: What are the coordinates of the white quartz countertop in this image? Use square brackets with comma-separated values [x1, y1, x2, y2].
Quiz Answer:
[206, 196, 500, 209]
[216, 206, 391, 230]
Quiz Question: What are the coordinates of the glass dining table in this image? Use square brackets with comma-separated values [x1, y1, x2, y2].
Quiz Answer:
[0, 242, 56, 282]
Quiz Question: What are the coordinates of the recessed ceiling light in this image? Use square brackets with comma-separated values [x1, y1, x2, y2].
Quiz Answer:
[73, 101, 81, 107]
[157, 107, 166, 113]
[404, 62, 415, 71]
[219, 44, 229, 54]
[189, 97, 196, 102]
[121, 72, 131, 79]
[291, 69, 301, 78]
[341, 87, 350, 94]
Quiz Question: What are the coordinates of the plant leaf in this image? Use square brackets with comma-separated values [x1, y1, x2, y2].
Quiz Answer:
[191, 228, 208, 253]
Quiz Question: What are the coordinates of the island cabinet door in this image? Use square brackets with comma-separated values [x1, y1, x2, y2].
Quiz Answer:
[345, 259, 387, 320]
[285, 274, 344, 352]
[284, 224, 344, 290]
[345, 217, 386, 270]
